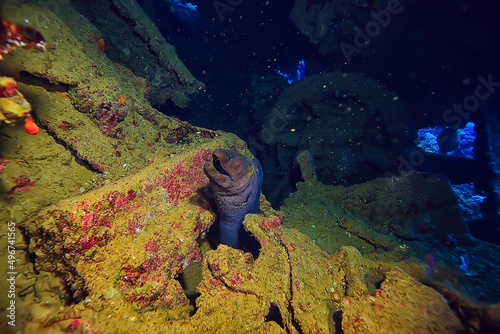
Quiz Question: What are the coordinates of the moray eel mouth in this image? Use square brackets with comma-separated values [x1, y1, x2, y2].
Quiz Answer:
[204, 149, 255, 190]
[212, 153, 232, 180]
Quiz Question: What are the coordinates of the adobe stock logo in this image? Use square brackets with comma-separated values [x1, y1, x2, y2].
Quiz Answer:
[443, 74, 500, 131]
[213, 0, 243, 22]
[247, 107, 296, 155]
[340, 0, 406, 63]
[385, 74, 500, 177]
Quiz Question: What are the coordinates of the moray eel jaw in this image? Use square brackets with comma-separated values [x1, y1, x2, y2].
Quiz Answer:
[203, 149, 263, 248]
[203, 149, 255, 192]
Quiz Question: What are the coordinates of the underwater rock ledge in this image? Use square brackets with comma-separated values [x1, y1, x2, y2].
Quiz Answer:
[23, 148, 463, 333]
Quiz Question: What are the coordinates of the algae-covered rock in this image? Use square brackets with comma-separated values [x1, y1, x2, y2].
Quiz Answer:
[22, 143, 438, 333]
[283, 163, 470, 256]
[0, 0, 211, 178]
[341, 268, 463, 333]
[25, 137, 235, 320]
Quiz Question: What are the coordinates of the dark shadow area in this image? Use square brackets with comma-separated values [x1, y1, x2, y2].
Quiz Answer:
[156, 99, 194, 119]
[199, 185, 261, 259]
[17, 70, 74, 92]
[265, 303, 284, 328]
[366, 270, 386, 296]
[175, 270, 201, 315]
[18, 225, 89, 306]
[18, 225, 39, 275]
[204, 219, 261, 260]
[468, 220, 500, 246]
[241, 230, 261, 261]
[332, 309, 343, 334]
[175, 234, 215, 315]
[138, 0, 312, 133]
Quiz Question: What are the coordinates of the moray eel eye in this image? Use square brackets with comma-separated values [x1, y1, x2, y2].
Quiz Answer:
[213, 154, 231, 178]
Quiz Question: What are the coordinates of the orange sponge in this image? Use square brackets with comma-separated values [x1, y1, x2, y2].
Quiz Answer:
[97, 38, 105, 52]
[24, 118, 39, 134]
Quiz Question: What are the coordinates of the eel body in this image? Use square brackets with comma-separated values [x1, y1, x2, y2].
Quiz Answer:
[203, 149, 263, 248]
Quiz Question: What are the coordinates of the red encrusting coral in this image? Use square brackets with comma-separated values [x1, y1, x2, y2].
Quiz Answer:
[30, 148, 222, 317]
[156, 149, 212, 205]
[7, 175, 34, 195]
[127, 219, 144, 235]
[259, 216, 282, 231]
[163, 120, 216, 144]
[67, 190, 143, 255]
[65, 319, 81, 331]
[0, 155, 9, 174]
[117, 230, 203, 311]
[58, 121, 75, 130]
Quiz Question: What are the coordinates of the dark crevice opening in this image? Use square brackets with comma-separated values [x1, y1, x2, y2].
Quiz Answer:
[18, 225, 39, 275]
[374, 278, 384, 290]
[265, 303, 284, 328]
[242, 230, 261, 260]
[175, 235, 214, 316]
[175, 271, 201, 316]
[157, 99, 194, 119]
[62, 267, 89, 305]
[17, 70, 75, 92]
[333, 309, 343, 334]
[280, 240, 303, 333]
[204, 220, 261, 260]
[367, 269, 386, 296]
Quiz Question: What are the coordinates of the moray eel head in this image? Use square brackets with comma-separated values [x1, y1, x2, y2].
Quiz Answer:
[203, 149, 256, 191]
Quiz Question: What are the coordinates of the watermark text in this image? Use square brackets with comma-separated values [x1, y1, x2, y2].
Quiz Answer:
[6, 222, 17, 327]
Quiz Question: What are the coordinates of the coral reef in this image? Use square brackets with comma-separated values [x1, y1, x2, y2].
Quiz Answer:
[341, 268, 463, 333]
[281, 151, 500, 331]
[0, 0, 211, 178]
[25, 141, 224, 320]
[0, 1, 499, 333]
[21, 172, 464, 332]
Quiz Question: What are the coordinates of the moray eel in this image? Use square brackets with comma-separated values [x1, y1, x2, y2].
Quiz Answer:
[203, 149, 263, 248]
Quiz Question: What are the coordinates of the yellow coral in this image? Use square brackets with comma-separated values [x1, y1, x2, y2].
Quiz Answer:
[0, 94, 32, 124]
[0, 76, 18, 89]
